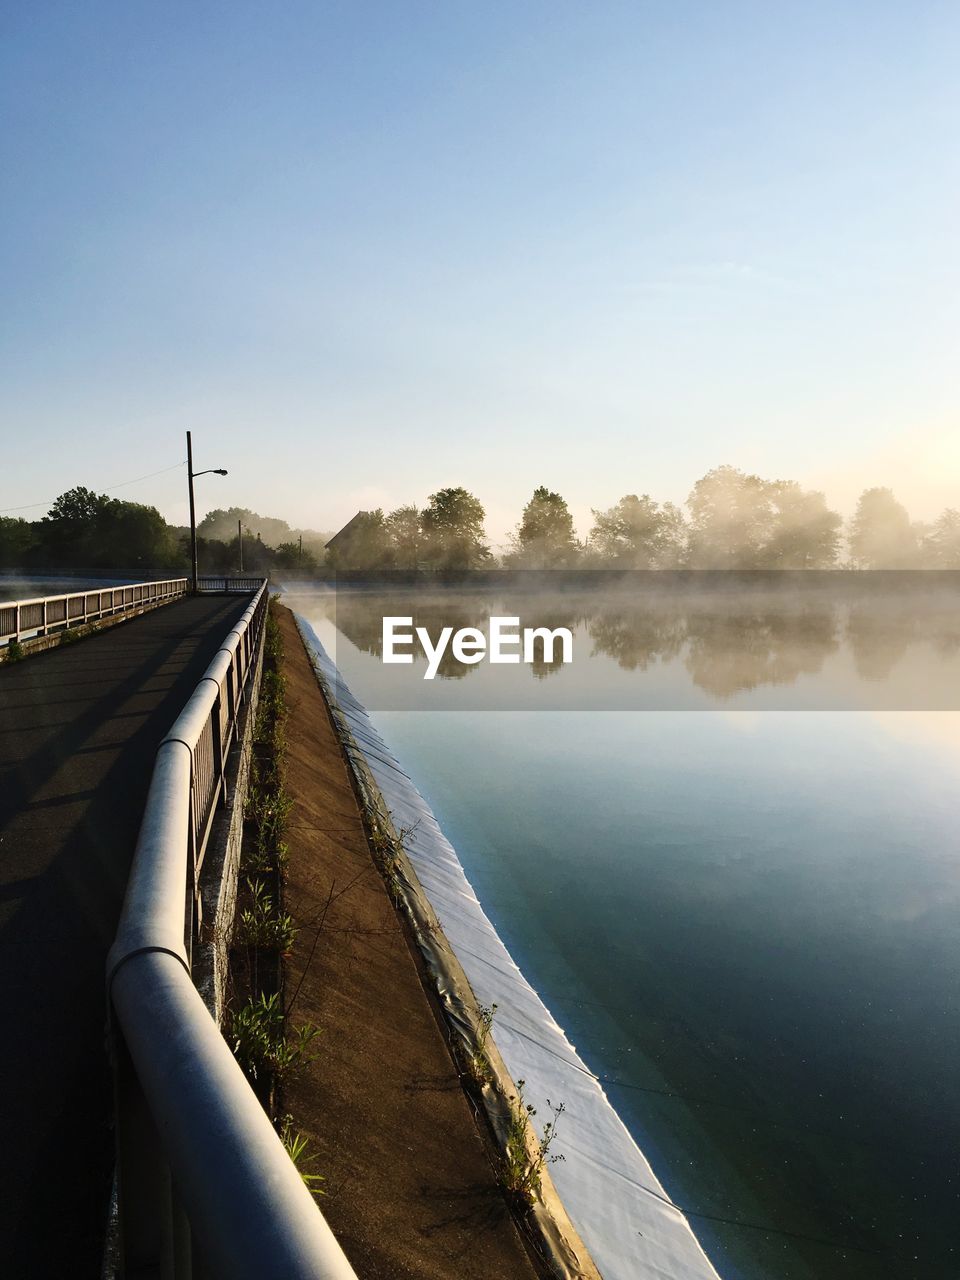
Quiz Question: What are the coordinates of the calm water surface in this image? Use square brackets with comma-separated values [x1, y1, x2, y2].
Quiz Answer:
[289, 584, 960, 1280]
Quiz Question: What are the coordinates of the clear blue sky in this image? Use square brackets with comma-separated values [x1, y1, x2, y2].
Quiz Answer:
[2, 2, 958, 545]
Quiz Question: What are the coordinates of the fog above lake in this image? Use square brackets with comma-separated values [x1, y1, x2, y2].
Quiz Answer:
[283, 577, 960, 710]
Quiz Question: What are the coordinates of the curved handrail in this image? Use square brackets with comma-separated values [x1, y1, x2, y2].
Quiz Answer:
[107, 580, 357, 1279]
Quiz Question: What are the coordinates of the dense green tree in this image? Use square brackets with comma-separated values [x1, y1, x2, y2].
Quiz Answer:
[0, 517, 38, 568]
[588, 494, 686, 567]
[421, 487, 490, 569]
[848, 488, 917, 568]
[47, 486, 111, 524]
[100, 500, 179, 572]
[508, 487, 579, 567]
[39, 487, 178, 572]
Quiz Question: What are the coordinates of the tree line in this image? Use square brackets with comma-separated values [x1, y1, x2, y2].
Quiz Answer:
[329, 468, 960, 570]
[2, 468, 959, 578]
[0, 489, 329, 577]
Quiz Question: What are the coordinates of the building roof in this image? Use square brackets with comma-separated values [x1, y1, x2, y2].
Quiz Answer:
[325, 511, 368, 551]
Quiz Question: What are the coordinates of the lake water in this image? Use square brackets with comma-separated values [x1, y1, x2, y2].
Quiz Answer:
[290, 580, 960, 1279]
[0, 574, 132, 602]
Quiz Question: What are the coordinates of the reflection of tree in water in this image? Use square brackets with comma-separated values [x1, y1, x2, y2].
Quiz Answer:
[333, 594, 494, 680]
[843, 602, 960, 680]
[929, 612, 960, 659]
[587, 607, 685, 671]
[331, 595, 394, 658]
[333, 593, 580, 680]
[845, 606, 917, 682]
[522, 607, 580, 679]
[684, 607, 839, 697]
[586, 601, 839, 695]
[330, 587, 958, 697]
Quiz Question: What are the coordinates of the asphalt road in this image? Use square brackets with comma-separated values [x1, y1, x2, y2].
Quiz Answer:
[0, 594, 251, 1279]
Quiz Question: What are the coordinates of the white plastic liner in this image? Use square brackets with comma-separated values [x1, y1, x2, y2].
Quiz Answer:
[296, 616, 721, 1280]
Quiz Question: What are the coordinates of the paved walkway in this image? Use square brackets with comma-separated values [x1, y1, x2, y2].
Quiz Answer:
[0, 594, 252, 1279]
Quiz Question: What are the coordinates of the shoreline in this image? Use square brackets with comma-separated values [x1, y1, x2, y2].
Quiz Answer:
[292, 607, 722, 1280]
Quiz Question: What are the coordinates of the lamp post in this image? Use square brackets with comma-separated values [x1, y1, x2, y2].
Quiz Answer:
[186, 431, 228, 594]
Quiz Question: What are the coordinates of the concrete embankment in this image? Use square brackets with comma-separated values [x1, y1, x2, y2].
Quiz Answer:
[275, 604, 542, 1279]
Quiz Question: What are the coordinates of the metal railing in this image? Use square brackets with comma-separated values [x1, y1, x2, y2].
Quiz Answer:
[0, 578, 188, 644]
[197, 576, 268, 594]
[106, 580, 357, 1279]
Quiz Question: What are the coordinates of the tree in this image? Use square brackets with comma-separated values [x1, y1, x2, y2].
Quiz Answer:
[40, 487, 112, 569]
[764, 482, 841, 568]
[848, 488, 917, 568]
[588, 494, 686, 567]
[274, 540, 320, 575]
[385, 505, 422, 568]
[198, 507, 293, 547]
[921, 509, 960, 567]
[45, 485, 111, 525]
[421, 487, 490, 569]
[686, 467, 773, 568]
[687, 467, 841, 568]
[0, 517, 38, 568]
[37, 487, 181, 572]
[98, 499, 178, 571]
[508, 487, 579, 567]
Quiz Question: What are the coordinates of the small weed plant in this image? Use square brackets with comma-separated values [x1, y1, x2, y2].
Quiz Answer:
[242, 770, 293, 877]
[368, 811, 419, 905]
[231, 991, 319, 1083]
[5, 640, 24, 663]
[238, 878, 298, 954]
[466, 1002, 497, 1087]
[280, 1115, 325, 1200]
[499, 1080, 566, 1208]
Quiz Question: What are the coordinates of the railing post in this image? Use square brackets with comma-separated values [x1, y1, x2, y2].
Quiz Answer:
[212, 689, 226, 791]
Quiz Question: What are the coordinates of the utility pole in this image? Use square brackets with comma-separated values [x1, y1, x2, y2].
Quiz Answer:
[186, 431, 228, 595]
[187, 431, 198, 594]
[298, 534, 302, 564]
[238, 518, 244, 573]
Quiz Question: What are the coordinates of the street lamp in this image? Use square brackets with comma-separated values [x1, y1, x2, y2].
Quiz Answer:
[186, 430, 228, 594]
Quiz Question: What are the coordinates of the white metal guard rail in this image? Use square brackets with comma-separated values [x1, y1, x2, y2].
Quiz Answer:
[196, 575, 267, 594]
[106, 580, 357, 1279]
[0, 579, 188, 643]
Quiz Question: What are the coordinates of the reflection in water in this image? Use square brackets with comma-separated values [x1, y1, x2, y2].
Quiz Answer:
[682, 606, 838, 697]
[325, 586, 960, 705]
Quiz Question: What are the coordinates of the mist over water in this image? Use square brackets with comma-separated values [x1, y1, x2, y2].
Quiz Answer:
[294, 574, 960, 711]
[288, 579, 960, 1280]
